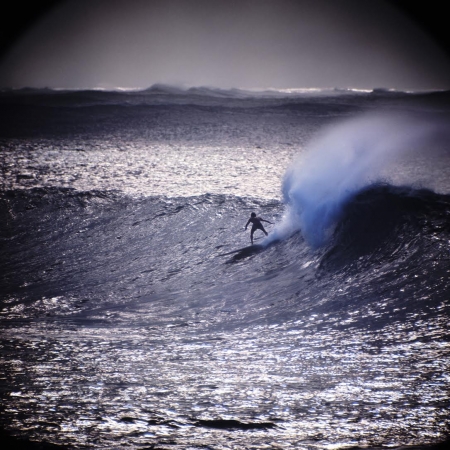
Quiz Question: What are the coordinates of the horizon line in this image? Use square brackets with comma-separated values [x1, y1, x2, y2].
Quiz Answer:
[1, 83, 447, 95]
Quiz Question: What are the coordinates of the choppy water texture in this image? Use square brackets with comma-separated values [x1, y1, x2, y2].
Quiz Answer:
[1, 86, 450, 449]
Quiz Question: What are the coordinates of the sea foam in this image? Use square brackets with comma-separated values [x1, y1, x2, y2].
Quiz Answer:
[267, 111, 437, 247]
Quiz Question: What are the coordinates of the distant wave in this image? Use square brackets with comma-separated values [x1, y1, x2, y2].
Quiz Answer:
[2, 85, 450, 128]
[2, 83, 448, 102]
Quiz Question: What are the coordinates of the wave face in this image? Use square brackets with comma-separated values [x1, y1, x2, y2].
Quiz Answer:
[1, 185, 448, 329]
[1, 89, 450, 449]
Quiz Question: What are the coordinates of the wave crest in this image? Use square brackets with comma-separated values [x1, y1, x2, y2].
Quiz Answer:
[269, 111, 440, 247]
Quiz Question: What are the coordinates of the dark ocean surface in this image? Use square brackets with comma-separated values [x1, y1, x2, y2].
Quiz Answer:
[1, 86, 450, 449]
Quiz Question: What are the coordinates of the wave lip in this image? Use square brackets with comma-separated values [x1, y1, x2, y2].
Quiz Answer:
[275, 111, 440, 247]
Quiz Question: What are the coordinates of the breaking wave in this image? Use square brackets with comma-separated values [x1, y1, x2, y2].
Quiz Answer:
[269, 111, 445, 247]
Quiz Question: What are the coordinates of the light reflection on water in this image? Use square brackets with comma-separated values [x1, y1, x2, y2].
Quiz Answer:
[1, 102, 450, 449]
[0, 139, 298, 200]
[2, 137, 450, 200]
[1, 313, 448, 449]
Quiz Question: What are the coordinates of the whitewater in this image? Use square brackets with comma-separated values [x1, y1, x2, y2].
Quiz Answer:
[1, 86, 450, 449]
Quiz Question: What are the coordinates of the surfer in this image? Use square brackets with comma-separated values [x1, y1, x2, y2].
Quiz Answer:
[245, 212, 273, 245]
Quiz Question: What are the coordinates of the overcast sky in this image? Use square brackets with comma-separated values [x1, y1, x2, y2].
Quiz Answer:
[1, 0, 449, 91]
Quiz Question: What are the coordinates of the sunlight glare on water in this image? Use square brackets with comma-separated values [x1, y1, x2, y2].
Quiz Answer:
[0, 139, 298, 199]
[1, 310, 448, 449]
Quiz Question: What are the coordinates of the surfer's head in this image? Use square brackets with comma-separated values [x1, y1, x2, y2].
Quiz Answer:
[251, 212, 256, 218]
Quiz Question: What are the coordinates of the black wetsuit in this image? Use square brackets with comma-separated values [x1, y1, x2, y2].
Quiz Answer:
[248, 217, 267, 234]
[245, 216, 269, 244]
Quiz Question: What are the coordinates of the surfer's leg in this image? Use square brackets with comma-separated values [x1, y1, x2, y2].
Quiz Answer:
[250, 226, 256, 244]
[259, 224, 268, 236]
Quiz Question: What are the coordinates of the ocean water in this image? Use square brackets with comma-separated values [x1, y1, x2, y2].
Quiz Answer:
[1, 86, 450, 449]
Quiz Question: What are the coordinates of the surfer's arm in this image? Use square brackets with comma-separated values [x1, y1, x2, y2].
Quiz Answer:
[261, 219, 273, 224]
[244, 219, 251, 229]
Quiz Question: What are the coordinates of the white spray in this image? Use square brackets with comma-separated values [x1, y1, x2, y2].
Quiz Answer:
[266, 111, 438, 247]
